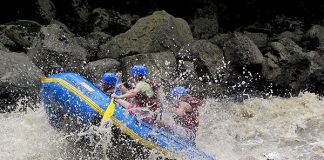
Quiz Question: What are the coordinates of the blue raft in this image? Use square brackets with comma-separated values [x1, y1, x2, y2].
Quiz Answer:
[41, 73, 215, 160]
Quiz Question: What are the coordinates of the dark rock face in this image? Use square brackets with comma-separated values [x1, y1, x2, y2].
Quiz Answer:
[243, 31, 268, 48]
[0, 20, 41, 52]
[262, 38, 311, 91]
[304, 25, 324, 49]
[177, 40, 225, 82]
[82, 58, 120, 83]
[98, 10, 193, 59]
[0, 51, 43, 110]
[191, 17, 218, 39]
[121, 51, 177, 83]
[88, 8, 133, 36]
[35, 0, 56, 24]
[223, 32, 264, 71]
[28, 24, 87, 75]
[52, 0, 91, 34]
[307, 68, 324, 96]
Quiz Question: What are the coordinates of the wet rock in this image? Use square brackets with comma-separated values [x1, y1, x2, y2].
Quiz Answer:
[52, 0, 90, 33]
[304, 25, 324, 48]
[307, 68, 324, 96]
[75, 32, 112, 60]
[274, 30, 303, 44]
[121, 51, 177, 83]
[223, 32, 264, 71]
[0, 51, 43, 111]
[262, 38, 311, 91]
[243, 31, 268, 48]
[175, 61, 224, 97]
[98, 10, 193, 59]
[35, 0, 56, 24]
[88, 8, 132, 36]
[191, 17, 218, 39]
[0, 43, 9, 52]
[176, 40, 226, 82]
[28, 24, 87, 75]
[209, 33, 232, 47]
[0, 20, 41, 51]
[307, 49, 324, 70]
[82, 58, 120, 83]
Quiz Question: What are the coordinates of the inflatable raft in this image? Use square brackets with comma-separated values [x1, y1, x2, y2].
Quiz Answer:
[41, 73, 215, 160]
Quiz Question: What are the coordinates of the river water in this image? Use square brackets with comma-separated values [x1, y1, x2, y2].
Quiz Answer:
[0, 92, 323, 160]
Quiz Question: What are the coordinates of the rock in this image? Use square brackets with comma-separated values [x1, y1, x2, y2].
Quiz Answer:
[209, 33, 232, 48]
[262, 38, 311, 91]
[176, 40, 226, 82]
[306, 49, 324, 70]
[0, 43, 9, 52]
[175, 60, 224, 97]
[82, 58, 120, 83]
[307, 68, 324, 96]
[223, 32, 264, 71]
[274, 31, 303, 44]
[35, 0, 56, 24]
[0, 51, 43, 111]
[0, 20, 41, 51]
[28, 24, 87, 75]
[304, 25, 324, 48]
[121, 51, 177, 83]
[75, 32, 112, 60]
[99, 10, 193, 59]
[243, 31, 268, 48]
[52, 0, 90, 33]
[88, 8, 132, 36]
[191, 17, 218, 39]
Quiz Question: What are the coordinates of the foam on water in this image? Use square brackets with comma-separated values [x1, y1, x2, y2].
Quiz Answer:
[0, 92, 323, 160]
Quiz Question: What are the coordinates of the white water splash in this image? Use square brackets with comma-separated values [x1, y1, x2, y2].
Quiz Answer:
[0, 92, 323, 160]
[197, 92, 324, 160]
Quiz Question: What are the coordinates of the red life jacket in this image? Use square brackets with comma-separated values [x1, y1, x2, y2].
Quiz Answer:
[174, 96, 201, 134]
[134, 80, 161, 124]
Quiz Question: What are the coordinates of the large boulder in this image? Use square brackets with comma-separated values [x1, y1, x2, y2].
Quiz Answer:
[121, 51, 177, 83]
[88, 8, 133, 36]
[304, 25, 324, 48]
[223, 32, 264, 71]
[191, 17, 218, 39]
[35, 0, 56, 24]
[75, 32, 112, 60]
[243, 31, 268, 48]
[0, 51, 43, 111]
[0, 43, 9, 52]
[28, 24, 87, 75]
[82, 58, 120, 83]
[0, 20, 41, 51]
[262, 38, 312, 91]
[176, 40, 225, 82]
[307, 68, 324, 96]
[52, 0, 90, 33]
[274, 30, 303, 44]
[99, 10, 194, 59]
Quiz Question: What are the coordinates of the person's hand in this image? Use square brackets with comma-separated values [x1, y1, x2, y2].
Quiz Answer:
[111, 93, 118, 98]
[116, 71, 122, 77]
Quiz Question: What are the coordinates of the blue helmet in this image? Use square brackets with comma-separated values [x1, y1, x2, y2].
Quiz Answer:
[102, 72, 117, 84]
[171, 86, 188, 97]
[131, 65, 148, 77]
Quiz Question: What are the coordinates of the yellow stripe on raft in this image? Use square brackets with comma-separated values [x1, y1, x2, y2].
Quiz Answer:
[41, 77, 184, 160]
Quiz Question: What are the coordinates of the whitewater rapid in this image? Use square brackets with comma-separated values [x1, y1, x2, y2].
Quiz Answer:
[0, 92, 323, 160]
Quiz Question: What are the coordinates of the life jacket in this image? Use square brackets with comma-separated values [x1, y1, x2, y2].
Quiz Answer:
[174, 96, 201, 135]
[97, 82, 115, 96]
[134, 80, 162, 124]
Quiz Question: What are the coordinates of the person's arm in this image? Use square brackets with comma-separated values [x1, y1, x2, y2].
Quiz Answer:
[112, 88, 140, 99]
[117, 82, 128, 94]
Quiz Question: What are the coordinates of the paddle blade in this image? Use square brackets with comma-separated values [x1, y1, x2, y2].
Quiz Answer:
[101, 98, 115, 122]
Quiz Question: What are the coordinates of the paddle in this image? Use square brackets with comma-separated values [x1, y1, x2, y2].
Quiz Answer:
[101, 77, 119, 122]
